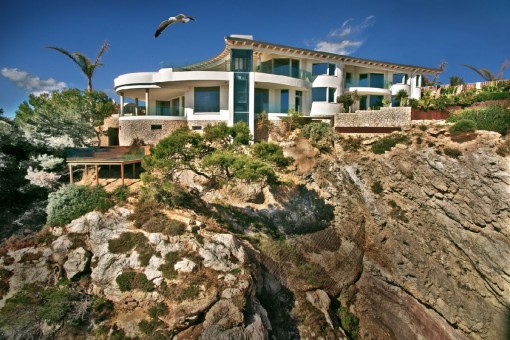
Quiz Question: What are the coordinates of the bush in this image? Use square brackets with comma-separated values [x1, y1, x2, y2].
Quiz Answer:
[108, 232, 154, 266]
[444, 147, 462, 158]
[252, 141, 293, 167]
[370, 134, 409, 154]
[341, 137, 362, 152]
[159, 252, 180, 280]
[371, 181, 384, 195]
[230, 121, 252, 145]
[116, 271, 154, 292]
[46, 185, 114, 226]
[337, 305, 359, 339]
[112, 184, 130, 202]
[447, 105, 510, 135]
[300, 122, 336, 152]
[449, 119, 477, 135]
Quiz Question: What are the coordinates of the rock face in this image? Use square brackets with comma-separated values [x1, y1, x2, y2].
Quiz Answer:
[1, 127, 508, 339]
[292, 130, 510, 339]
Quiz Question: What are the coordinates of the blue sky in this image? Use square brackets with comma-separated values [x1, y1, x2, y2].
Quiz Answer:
[1, 0, 509, 118]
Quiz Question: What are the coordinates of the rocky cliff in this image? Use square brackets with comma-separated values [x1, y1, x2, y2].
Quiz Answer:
[0, 126, 509, 339]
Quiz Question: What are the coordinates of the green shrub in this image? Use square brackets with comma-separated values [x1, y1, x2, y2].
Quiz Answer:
[181, 284, 200, 300]
[112, 184, 130, 202]
[418, 125, 428, 131]
[449, 119, 477, 135]
[108, 232, 154, 266]
[475, 91, 510, 102]
[371, 181, 384, 195]
[337, 305, 359, 339]
[148, 302, 169, 319]
[159, 252, 180, 280]
[370, 134, 409, 154]
[341, 137, 362, 152]
[300, 122, 336, 152]
[46, 185, 114, 226]
[203, 122, 231, 145]
[230, 121, 252, 145]
[447, 105, 510, 134]
[252, 141, 293, 167]
[138, 318, 164, 335]
[116, 271, 154, 292]
[444, 147, 462, 158]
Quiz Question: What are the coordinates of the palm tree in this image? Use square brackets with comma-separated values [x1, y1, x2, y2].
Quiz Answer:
[395, 89, 409, 107]
[462, 59, 509, 81]
[47, 41, 110, 92]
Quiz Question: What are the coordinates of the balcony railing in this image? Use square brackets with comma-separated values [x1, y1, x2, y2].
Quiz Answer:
[345, 80, 393, 89]
[172, 60, 312, 82]
[121, 106, 185, 117]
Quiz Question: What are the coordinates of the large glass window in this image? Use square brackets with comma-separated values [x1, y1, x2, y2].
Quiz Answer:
[312, 63, 328, 76]
[369, 95, 384, 108]
[345, 72, 352, 86]
[231, 49, 252, 72]
[392, 73, 405, 84]
[255, 88, 269, 114]
[170, 97, 180, 116]
[233, 73, 249, 124]
[194, 87, 220, 113]
[280, 89, 289, 113]
[291, 60, 300, 78]
[156, 100, 170, 116]
[328, 88, 336, 103]
[312, 87, 327, 102]
[370, 73, 385, 88]
[360, 95, 368, 110]
[328, 64, 336, 76]
[359, 74, 369, 87]
[274, 59, 290, 76]
[295, 91, 302, 112]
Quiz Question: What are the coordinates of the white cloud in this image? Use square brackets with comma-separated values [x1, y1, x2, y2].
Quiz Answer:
[1, 68, 66, 95]
[314, 16, 376, 55]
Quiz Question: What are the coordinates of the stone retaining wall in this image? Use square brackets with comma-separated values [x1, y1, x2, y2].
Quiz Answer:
[335, 107, 412, 128]
[119, 118, 188, 146]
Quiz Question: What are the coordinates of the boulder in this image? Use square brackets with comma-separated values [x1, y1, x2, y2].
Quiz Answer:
[63, 247, 91, 279]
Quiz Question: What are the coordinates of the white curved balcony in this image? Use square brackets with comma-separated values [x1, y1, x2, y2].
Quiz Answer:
[312, 75, 340, 88]
[254, 72, 310, 89]
[310, 102, 341, 116]
[390, 84, 411, 96]
[348, 87, 392, 96]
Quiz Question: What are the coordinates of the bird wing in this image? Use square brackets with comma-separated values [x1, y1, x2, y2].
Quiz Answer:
[154, 18, 176, 38]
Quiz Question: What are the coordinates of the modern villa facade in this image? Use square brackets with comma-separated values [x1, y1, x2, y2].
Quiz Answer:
[113, 35, 440, 145]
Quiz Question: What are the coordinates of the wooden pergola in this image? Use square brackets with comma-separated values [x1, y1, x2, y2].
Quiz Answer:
[66, 146, 147, 185]
[68, 159, 141, 185]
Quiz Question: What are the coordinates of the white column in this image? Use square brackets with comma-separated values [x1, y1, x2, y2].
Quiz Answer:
[335, 64, 344, 98]
[248, 72, 255, 136]
[134, 98, 139, 116]
[145, 89, 149, 116]
[410, 75, 418, 99]
[228, 72, 234, 126]
[120, 92, 124, 116]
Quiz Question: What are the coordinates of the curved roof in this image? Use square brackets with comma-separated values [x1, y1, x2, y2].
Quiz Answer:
[176, 36, 442, 74]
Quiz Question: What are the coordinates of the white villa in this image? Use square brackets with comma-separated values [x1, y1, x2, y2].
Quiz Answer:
[113, 35, 440, 145]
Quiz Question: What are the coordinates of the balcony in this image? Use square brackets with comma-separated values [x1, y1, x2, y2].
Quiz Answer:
[346, 80, 392, 96]
[121, 105, 185, 117]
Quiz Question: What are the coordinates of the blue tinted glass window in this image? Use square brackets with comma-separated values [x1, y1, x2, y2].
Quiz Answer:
[295, 91, 302, 112]
[369, 95, 384, 108]
[255, 88, 269, 114]
[360, 95, 368, 110]
[231, 49, 252, 72]
[328, 88, 336, 103]
[156, 101, 170, 115]
[274, 59, 290, 76]
[370, 73, 384, 88]
[359, 74, 369, 87]
[312, 87, 327, 102]
[392, 73, 405, 84]
[281, 89, 289, 113]
[291, 60, 300, 78]
[328, 64, 336, 75]
[194, 87, 220, 112]
[312, 63, 327, 76]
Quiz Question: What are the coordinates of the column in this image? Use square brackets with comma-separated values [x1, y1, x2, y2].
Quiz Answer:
[145, 89, 149, 115]
[135, 98, 139, 116]
[120, 92, 124, 116]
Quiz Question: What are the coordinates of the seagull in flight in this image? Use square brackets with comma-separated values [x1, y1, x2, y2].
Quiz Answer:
[155, 14, 195, 38]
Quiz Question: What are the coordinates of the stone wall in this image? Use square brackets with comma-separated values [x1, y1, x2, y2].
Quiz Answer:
[119, 118, 188, 146]
[99, 115, 119, 146]
[186, 120, 227, 131]
[335, 107, 412, 127]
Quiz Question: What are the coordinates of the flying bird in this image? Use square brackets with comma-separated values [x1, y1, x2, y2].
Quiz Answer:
[155, 14, 195, 38]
